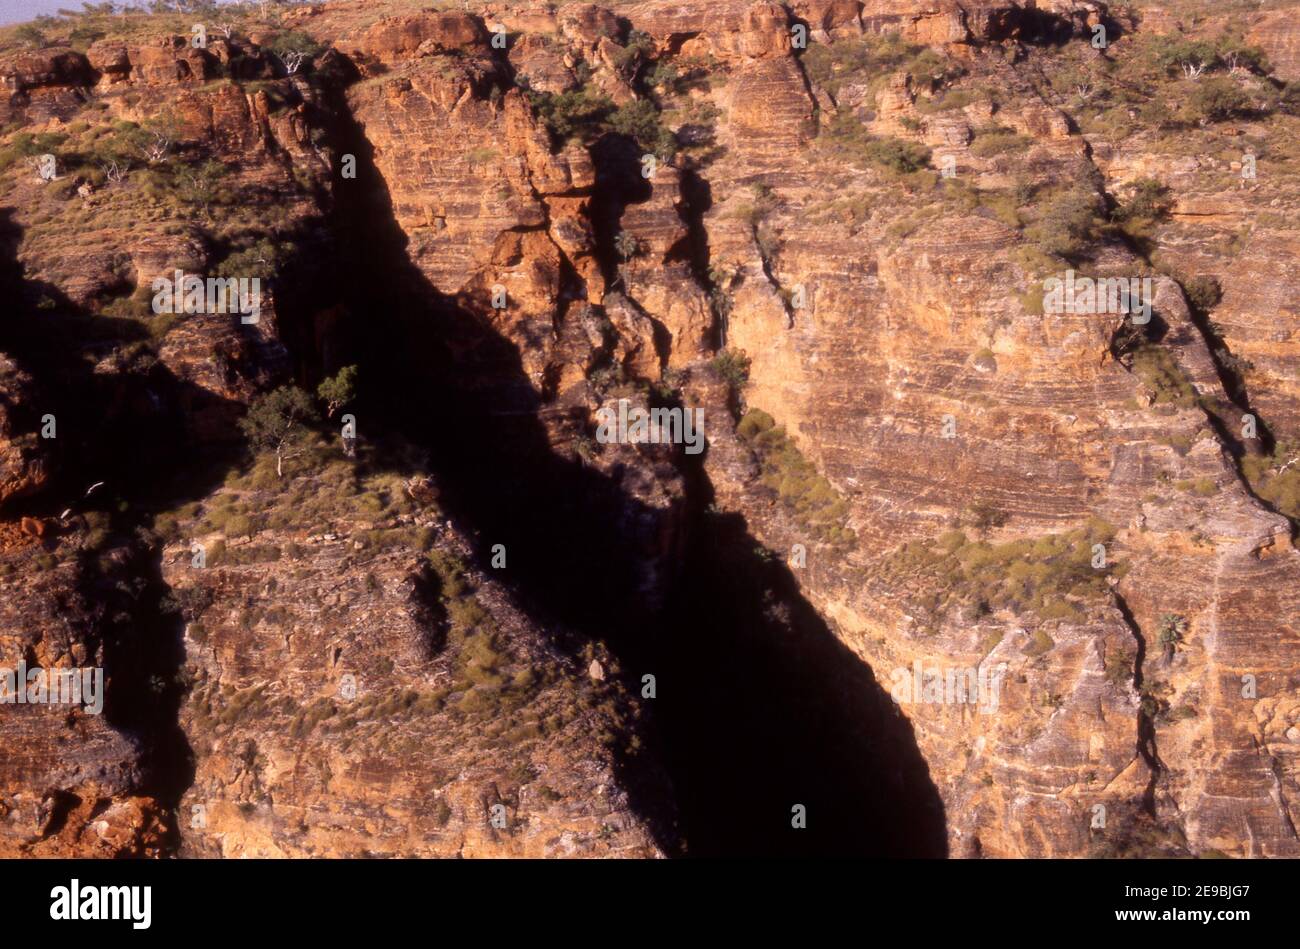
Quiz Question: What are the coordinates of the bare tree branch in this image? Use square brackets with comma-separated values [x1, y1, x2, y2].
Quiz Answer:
[139, 131, 171, 165]
[281, 50, 308, 75]
[100, 159, 128, 184]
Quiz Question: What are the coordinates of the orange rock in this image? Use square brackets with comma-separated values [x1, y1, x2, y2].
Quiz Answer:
[357, 11, 488, 65]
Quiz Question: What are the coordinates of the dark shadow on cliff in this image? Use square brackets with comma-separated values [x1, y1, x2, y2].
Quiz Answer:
[0, 207, 254, 831]
[314, 80, 948, 856]
[661, 497, 947, 855]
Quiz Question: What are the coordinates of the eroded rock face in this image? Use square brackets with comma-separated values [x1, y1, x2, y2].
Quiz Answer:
[1, 0, 1297, 860]
[1249, 11, 1300, 81]
[132, 38, 219, 86]
[0, 47, 92, 122]
[853, 0, 1103, 44]
[0, 48, 94, 91]
[0, 540, 174, 857]
[354, 10, 488, 65]
[0, 12, 679, 859]
[678, 2, 1300, 856]
[0, 357, 49, 505]
[163, 498, 664, 857]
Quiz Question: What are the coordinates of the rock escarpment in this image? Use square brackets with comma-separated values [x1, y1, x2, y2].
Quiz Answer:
[1, 0, 1298, 858]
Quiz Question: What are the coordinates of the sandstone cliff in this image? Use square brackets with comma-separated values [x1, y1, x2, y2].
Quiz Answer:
[0, 0, 1297, 858]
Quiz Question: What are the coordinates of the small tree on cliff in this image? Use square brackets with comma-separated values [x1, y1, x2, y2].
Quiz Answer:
[613, 231, 641, 262]
[1157, 613, 1187, 664]
[240, 386, 318, 477]
[316, 365, 358, 419]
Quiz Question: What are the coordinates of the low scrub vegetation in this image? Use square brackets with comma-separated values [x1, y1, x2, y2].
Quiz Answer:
[1130, 345, 1199, 408]
[880, 518, 1124, 625]
[820, 114, 931, 176]
[1241, 441, 1300, 521]
[968, 126, 1031, 158]
[528, 86, 676, 158]
[802, 34, 959, 99]
[1024, 186, 1105, 260]
[737, 409, 855, 547]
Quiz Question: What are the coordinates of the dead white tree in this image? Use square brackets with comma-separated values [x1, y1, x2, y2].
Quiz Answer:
[218, 22, 235, 40]
[101, 159, 128, 184]
[139, 131, 171, 165]
[256, 0, 287, 23]
[1181, 61, 1207, 79]
[23, 155, 57, 181]
[1223, 52, 1254, 76]
[280, 50, 308, 75]
[1074, 81, 1093, 100]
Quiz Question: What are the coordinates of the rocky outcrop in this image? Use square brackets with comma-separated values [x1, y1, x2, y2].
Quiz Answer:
[162, 484, 664, 857]
[1, 0, 1297, 860]
[0, 357, 49, 506]
[1249, 10, 1300, 81]
[0, 46, 92, 122]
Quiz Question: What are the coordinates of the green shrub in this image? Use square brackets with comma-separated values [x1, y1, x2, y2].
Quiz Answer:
[711, 348, 751, 394]
[1105, 648, 1135, 686]
[914, 87, 980, 114]
[460, 629, 503, 686]
[218, 238, 291, 285]
[1116, 178, 1172, 222]
[880, 518, 1120, 623]
[528, 84, 676, 156]
[1027, 188, 1103, 259]
[68, 25, 105, 51]
[239, 386, 319, 478]
[821, 114, 931, 174]
[432, 799, 452, 826]
[607, 99, 677, 158]
[1131, 345, 1197, 407]
[220, 544, 281, 566]
[172, 159, 232, 215]
[737, 408, 855, 546]
[13, 24, 45, 49]
[612, 29, 653, 73]
[1024, 628, 1056, 657]
[317, 365, 358, 418]
[966, 501, 1007, 532]
[1175, 477, 1217, 496]
[1241, 440, 1300, 521]
[262, 30, 326, 60]
[216, 684, 272, 726]
[1147, 35, 1269, 78]
[906, 48, 962, 89]
[736, 407, 774, 440]
[1184, 77, 1254, 122]
[862, 136, 931, 174]
[803, 33, 960, 103]
[528, 87, 614, 143]
[969, 126, 1030, 157]
[1182, 275, 1221, 313]
[290, 697, 337, 738]
[646, 60, 679, 90]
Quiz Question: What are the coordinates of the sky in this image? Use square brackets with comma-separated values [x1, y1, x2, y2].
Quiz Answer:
[0, 1, 245, 27]
[2, 1, 108, 25]
[2, 1, 128, 26]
